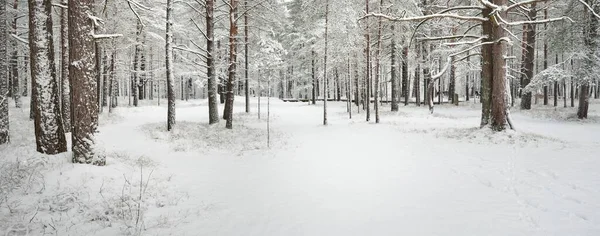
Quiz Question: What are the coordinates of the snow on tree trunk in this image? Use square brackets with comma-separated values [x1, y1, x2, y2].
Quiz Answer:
[60, 0, 70, 133]
[132, 22, 142, 107]
[166, 0, 176, 130]
[312, 50, 316, 105]
[69, 0, 103, 164]
[480, 7, 493, 127]
[206, 0, 219, 124]
[364, 0, 370, 121]
[519, 3, 536, 110]
[390, 24, 398, 112]
[0, 0, 8, 144]
[244, 0, 250, 113]
[323, 0, 329, 126]
[225, 0, 238, 129]
[29, 0, 67, 154]
[10, 0, 19, 109]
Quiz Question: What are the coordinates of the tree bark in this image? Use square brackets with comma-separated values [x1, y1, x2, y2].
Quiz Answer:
[364, 0, 370, 121]
[490, 0, 510, 130]
[224, 0, 238, 129]
[390, 24, 398, 111]
[70, 0, 103, 164]
[0, 0, 9, 144]
[480, 7, 493, 127]
[402, 46, 408, 106]
[29, 0, 67, 154]
[60, 0, 70, 132]
[10, 0, 19, 108]
[520, 3, 536, 110]
[323, 0, 329, 125]
[206, 0, 219, 124]
[166, 0, 176, 130]
[244, 0, 250, 113]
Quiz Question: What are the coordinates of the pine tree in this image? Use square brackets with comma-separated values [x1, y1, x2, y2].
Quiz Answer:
[29, 0, 67, 154]
[70, 0, 103, 165]
[206, 0, 219, 124]
[0, 0, 8, 145]
[166, 0, 176, 130]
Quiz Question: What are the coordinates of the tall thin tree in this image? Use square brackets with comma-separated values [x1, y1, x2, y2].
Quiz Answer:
[166, 0, 176, 130]
[206, 0, 219, 124]
[0, 0, 8, 144]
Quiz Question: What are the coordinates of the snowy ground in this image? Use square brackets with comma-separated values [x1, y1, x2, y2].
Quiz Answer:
[1, 96, 600, 235]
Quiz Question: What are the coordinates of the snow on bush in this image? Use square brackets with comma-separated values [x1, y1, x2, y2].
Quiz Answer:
[143, 114, 282, 154]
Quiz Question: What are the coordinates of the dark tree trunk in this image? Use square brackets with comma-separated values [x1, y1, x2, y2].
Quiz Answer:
[578, 0, 597, 119]
[132, 22, 142, 107]
[0, 0, 8, 144]
[323, 0, 329, 125]
[312, 50, 316, 105]
[480, 7, 493, 127]
[402, 46, 408, 106]
[244, 0, 250, 113]
[490, 0, 510, 130]
[29, 0, 67, 154]
[70, 0, 103, 164]
[166, 0, 176, 130]
[390, 24, 398, 111]
[224, 0, 238, 129]
[520, 3, 536, 110]
[10, 0, 19, 108]
[364, 0, 370, 121]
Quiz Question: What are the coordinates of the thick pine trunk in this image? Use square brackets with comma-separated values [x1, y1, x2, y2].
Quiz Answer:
[578, 0, 597, 119]
[490, 0, 510, 130]
[70, 0, 102, 164]
[520, 3, 536, 110]
[312, 50, 316, 105]
[0, 0, 9, 144]
[480, 7, 493, 127]
[166, 0, 176, 130]
[29, 0, 67, 154]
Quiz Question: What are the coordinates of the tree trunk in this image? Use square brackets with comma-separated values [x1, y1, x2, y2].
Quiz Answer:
[224, 0, 238, 129]
[0, 0, 9, 144]
[206, 0, 219, 124]
[29, 0, 67, 154]
[543, 9, 549, 106]
[402, 46, 408, 106]
[374, 0, 383, 123]
[364, 0, 370, 121]
[70, 0, 103, 164]
[60, 0, 70, 132]
[10, 0, 19, 108]
[578, 0, 597, 119]
[132, 22, 142, 107]
[244, 0, 250, 113]
[391, 24, 398, 111]
[490, 0, 510, 130]
[520, 3, 536, 110]
[312, 50, 316, 105]
[166, 0, 176, 130]
[323, 0, 329, 125]
[480, 7, 493, 127]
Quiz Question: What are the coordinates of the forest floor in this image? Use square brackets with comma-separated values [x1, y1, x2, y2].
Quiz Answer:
[1, 96, 600, 236]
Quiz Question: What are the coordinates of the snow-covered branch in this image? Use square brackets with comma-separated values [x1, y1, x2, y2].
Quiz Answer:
[361, 12, 488, 23]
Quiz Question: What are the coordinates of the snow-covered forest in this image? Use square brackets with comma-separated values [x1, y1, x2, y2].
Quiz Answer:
[1, 0, 600, 235]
